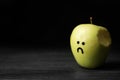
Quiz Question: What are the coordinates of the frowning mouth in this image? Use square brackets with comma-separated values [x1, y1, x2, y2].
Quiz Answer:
[77, 47, 84, 54]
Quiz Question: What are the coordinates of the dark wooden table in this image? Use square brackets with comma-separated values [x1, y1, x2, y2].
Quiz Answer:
[0, 46, 120, 80]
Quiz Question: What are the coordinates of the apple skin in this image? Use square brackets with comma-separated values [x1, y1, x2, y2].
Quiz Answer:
[70, 24, 111, 69]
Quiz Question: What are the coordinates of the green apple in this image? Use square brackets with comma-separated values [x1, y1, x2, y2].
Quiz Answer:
[70, 24, 112, 69]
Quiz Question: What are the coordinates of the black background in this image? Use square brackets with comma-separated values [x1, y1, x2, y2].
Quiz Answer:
[0, 1, 120, 50]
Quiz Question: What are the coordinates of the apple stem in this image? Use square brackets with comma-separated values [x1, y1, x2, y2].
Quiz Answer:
[90, 17, 92, 24]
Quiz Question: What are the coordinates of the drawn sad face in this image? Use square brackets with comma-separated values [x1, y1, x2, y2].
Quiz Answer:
[77, 41, 85, 54]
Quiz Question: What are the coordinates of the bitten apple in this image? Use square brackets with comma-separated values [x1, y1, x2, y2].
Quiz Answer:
[70, 24, 112, 69]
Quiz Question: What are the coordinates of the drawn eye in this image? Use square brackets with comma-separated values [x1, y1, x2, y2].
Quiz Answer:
[77, 41, 80, 44]
[82, 42, 85, 45]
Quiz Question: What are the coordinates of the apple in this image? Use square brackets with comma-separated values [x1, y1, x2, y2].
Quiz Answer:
[70, 23, 112, 69]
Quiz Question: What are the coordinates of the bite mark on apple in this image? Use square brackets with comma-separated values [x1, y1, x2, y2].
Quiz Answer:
[97, 28, 111, 47]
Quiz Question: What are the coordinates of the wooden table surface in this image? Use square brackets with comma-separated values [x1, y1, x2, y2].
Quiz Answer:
[0, 46, 120, 80]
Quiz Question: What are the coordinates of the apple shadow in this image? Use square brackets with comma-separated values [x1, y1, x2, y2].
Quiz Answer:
[95, 60, 120, 71]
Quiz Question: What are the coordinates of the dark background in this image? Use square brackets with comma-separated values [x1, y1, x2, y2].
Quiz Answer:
[0, 1, 119, 50]
[0, 1, 120, 79]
